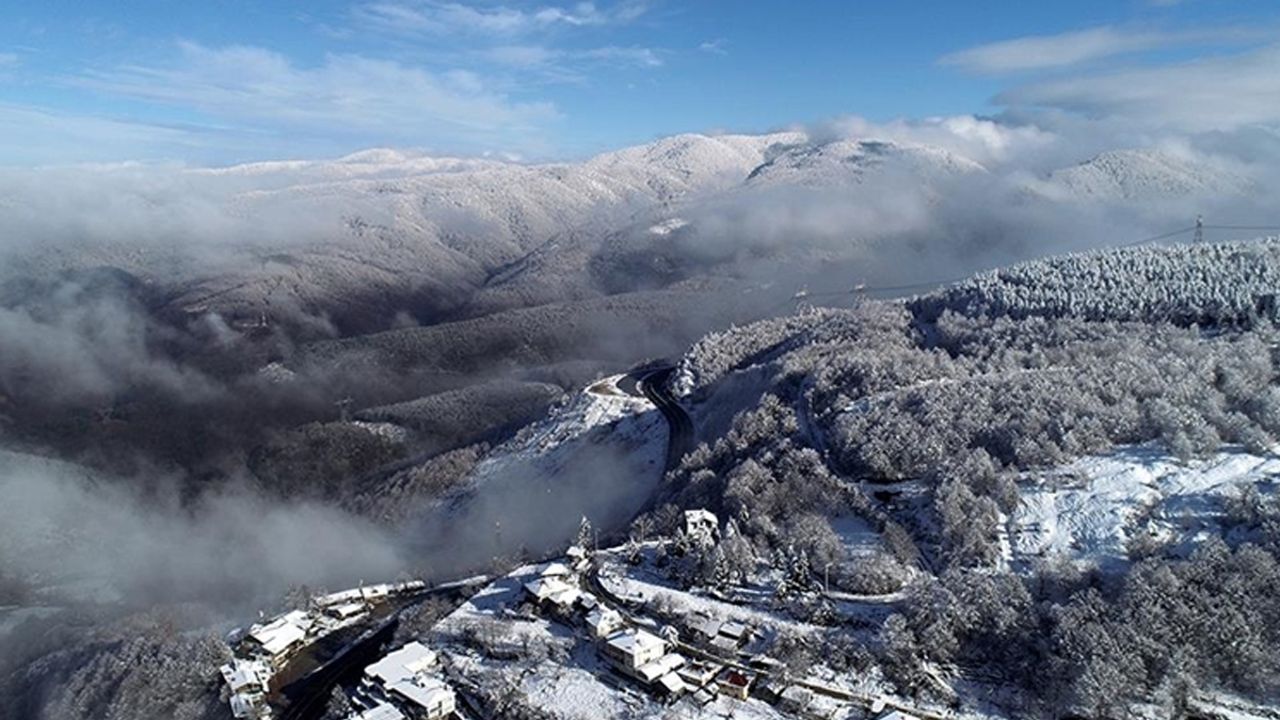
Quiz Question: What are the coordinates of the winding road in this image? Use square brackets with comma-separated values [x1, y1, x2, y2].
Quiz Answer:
[631, 365, 694, 472]
[270, 367, 694, 720]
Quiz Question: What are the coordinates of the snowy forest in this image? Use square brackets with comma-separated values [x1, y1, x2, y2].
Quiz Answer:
[636, 238, 1280, 716]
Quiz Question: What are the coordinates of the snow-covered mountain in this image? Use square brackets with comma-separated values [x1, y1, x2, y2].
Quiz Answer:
[743, 138, 988, 188]
[1039, 148, 1253, 202]
[112, 132, 805, 332]
[5, 132, 1261, 337]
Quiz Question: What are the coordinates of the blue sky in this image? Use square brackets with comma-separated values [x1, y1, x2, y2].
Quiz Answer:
[1, 0, 1278, 165]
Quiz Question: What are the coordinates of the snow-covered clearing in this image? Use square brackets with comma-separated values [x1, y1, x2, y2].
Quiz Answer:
[350, 421, 410, 444]
[1009, 445, 1280, 570]
[829, 515, 884, 559]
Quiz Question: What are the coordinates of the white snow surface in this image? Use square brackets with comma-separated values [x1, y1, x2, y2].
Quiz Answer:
[1009, 446, 1280, 569]
[13, 130, 1255, 327]
[434, 377, 667, 560]
[647, 217, 689, 236]
[350, 421, 410, 444]
[434, 562, 790, 720]
[1037, 149, 1254, 202]
[745, 138, 988, 189]
[470, 375, 661, 483]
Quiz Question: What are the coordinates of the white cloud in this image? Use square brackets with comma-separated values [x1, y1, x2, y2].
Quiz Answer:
[483, 43, 660, 69]
[699, 38, 728, 55]
[941, 25, 1261, 74]
[353, 0, 647, 37]
[579, 45, 661, 67]
[71, 42, 558, 154]
[0, 103, 210, 166]
[1000, 43, 1280, 133]
[484, 44, 559, 67]
[818, 114, 1061, 169]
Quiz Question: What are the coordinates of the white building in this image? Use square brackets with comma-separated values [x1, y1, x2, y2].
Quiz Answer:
[350, 703, 405, 720]
[634, 653, 686, 685]
[220, 658, 274, 720]
[364, 642, 439, 686]
[600, 629, 668, 673]
[229, 692, 273, 720]
[325, 602, 367, 621]
[359, 642, 456, 720]
[584, 607, 624, 639]
[220, 658, 271, 695]
[523, 562, 582, 610]
[684, 509, 718, 542]
[386, 677, 456, 720]
[244, 611, 313, 669]
[316, 580, 425, 610]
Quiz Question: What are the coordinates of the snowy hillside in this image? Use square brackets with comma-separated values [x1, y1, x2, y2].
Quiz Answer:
[1010, 446, 1280, 571]
[8, 130, 1256, 337]
[744, 138, 988, 189]
[409, 376, 667, 567]
[1038, 148, 1253, 202]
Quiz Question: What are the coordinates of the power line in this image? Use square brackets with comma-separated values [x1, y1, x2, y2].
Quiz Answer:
[860, 278, 968, 293]
[1119, 225, 1197, 248]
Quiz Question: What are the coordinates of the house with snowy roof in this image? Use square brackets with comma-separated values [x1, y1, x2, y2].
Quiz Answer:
[584, 606, 624, 639]
[243, 610, 313, 669]
[358, 642, 455, 720]
[523, 562, 582, 611]
[385, 677, 455, 720]
[220, 658, 271, 695]
[676, 659, 722, 689]
[715, 668, 754, 700]
[364, 642, 439, 686]
[600, 628, 690, 696]
[349, 703, 404, 720]
[220, 658, 274, 720]
[689, 615, 753, 655]
[684, 509, 718, 542]
[600, 628, 667, 675]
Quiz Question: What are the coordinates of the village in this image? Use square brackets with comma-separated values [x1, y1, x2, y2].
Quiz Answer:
[219, 508, 950, 720]
[219, 579, 458, 720]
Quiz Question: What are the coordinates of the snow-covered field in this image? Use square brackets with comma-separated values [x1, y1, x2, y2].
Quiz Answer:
[1008, 445, 1280, 570]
